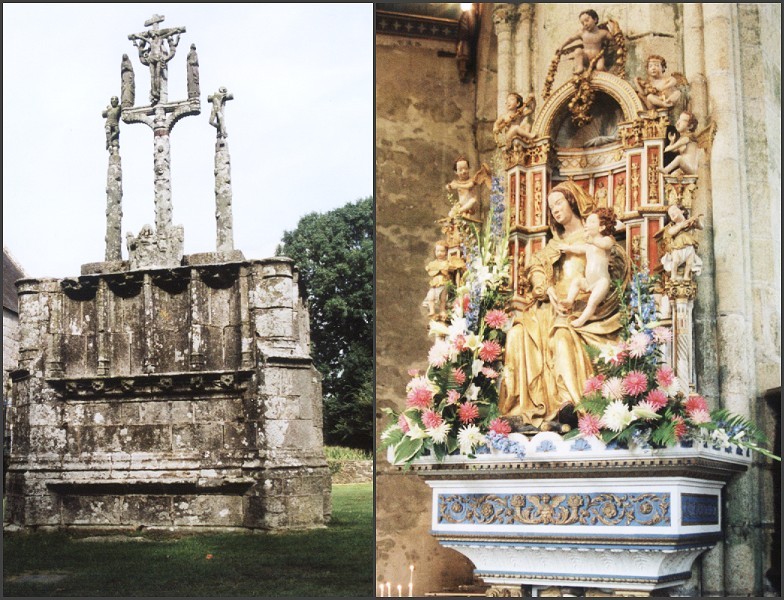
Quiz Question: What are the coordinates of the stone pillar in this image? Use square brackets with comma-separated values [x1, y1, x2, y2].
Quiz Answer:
[189, 270, 205, 370]
[105, 150, 123, 261]
[702, 4, 761, 596]
[142, 273, 155, 373]
[493, 5, 516, 117]
[96, 280, 110, 376]
[513, 4, 533, 97]
[152, 107, 173, 232]
[214, 137, 234, 253]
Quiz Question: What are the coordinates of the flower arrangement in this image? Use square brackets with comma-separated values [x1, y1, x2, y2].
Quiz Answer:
[380, 171, 513, 465]
[563, 271, 780, 461]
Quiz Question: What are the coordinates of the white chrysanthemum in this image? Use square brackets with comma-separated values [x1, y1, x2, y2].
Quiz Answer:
[471, 359, 484, 377]
[627, 332, 651, 358]
[406, 376, 438, 394]
[688, 408, 711, 424]
[632, 402, 661, 420]
[428, 339, 451, 367]
[406, 423, 427, 440]
[652, 326, 672, 344]
[465, 384, 480, 402]
[380, 425, 401, 441]
[601, 377, 626, 401]
[457, 424, 484, 455]
[601, 400, 635, 432]
[663, 376, 684, 397]
[427, 422, 451, 444]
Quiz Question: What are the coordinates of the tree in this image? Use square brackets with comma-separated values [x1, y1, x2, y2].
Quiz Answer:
[276, 197, 373, 450]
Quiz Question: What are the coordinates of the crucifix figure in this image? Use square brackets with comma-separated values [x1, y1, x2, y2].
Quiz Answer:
[128, 14, 186, 105]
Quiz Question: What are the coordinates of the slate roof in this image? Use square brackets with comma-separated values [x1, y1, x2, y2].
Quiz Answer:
[3, 247, 26, 313]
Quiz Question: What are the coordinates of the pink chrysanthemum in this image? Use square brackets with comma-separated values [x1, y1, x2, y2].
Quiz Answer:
[458, 401, 480, 424]
[652, 326, 672, 344]
[655, 365, 675, 388]
[406, 386, 434, 409]
[452, 368, 466, 386]
[623, 371, 649, 397]
[684, 394, 708, 414]
[422, 409, 443, 430]
[397, 414, 410, 433]
[489, 418, 512, 436]
[645, 388, 669, 411]
[453, 335, 467, 353]
[583, 374, 606, 395]
[428, 339, 451, 368]
[479, 340, 502, 363]
[601, 377, 626, 401]
[484, 310, 508, 329]
[446, 389, 460, 405]
[627, 332, 651, 358]
[481, 367, 499, 379]
[672, 415, 688, 440]
[688, 408, 711, 424]
[578, 412, 603, 437]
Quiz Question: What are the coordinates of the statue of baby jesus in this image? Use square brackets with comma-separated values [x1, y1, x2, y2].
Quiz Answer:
[560, 207, 616, 328]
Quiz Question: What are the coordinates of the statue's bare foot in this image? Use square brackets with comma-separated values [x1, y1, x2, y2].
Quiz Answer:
[571, 315, 588, 327]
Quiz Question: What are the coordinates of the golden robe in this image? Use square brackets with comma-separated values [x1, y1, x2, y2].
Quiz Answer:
[500, 229, 631, 426]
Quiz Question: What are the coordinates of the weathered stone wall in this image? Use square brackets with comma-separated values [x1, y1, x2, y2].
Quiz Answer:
[376, 2, 780, 596]
[5, 256, 331, 532]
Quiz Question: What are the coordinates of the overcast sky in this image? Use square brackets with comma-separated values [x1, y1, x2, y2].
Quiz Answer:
[3, 3, 372, 279]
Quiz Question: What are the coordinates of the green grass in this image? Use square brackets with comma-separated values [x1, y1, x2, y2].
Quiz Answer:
[3, 483, 373, 597]
[324, 446, 372, 461]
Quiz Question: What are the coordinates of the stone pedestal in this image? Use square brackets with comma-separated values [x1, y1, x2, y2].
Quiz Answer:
[5, 256, 330, 532]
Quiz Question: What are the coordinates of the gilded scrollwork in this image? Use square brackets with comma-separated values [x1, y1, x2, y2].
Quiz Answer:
[438, 492, 670, 526]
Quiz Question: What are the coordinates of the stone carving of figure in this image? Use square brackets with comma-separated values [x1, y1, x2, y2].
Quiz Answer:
[446, 157, 491, 223]
[422, 240, 452, 321]
[658, 111, 699, 176]
[635, 55, 684, 110]
[558, 9, 613, 74]
[499, 181, 631, 429]
[102, 96, 122, 151]
[128, 16, 184, 105]
[208, 87, 234, 138]
[120, 53, 135, 108]
[613, 179, 626, 215]
[661, 203, 703, 281]
[560, 207, 617, 328]
[187, 43, 200, 99]
[493, 92, 536, 148]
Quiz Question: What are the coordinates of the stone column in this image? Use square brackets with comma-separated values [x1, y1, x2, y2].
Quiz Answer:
[513, 4, 533, 97]
[493, 5, 516, 117]
[702, 4, 760, 596]
[105, 150, 123, 261]
[152, 107, 173, 232]
[214, 137, 234, 252]
[189, 270, 205, 370]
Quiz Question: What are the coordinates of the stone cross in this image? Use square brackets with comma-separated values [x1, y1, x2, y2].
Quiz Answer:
[128, 14, 186, 105]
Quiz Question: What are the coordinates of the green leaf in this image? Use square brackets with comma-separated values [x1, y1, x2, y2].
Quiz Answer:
[393, 436, 424, 465]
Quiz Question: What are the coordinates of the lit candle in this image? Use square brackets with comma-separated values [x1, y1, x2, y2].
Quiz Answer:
[386, 582, 391, 597]
[379, 583, 385, 597]
[409, 565, 415, 597]
[397, 584, 402, 597]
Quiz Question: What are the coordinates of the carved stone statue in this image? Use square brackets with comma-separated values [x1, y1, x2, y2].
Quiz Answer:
[120, 54, 135, 108]
[659, 111, 699, 176]
[128, 14, 185, 105]
[635, 55, 686, 110]
[187, 43, 200, 99]
[500, 182, 631, 429]
[558, 9, 613, 74]
[445, 157, 491, 223]
[493, 92, 536, 148]
[102, 96, 122, 151]
[208, 86, 234, 138]
[423, 240, 452, 321]
[661, 203, 703, 281]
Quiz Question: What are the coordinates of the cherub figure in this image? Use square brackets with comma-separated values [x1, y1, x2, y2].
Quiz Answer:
[560, 207, 616, 327]
[658, 111, 699, 176]
[661, 203, 703, 281]
[635, 55, 683, 110]
[493, 92, 536, 148]
[558, 9, 613, 74]
[423, 240, 452, 320]
[446, 157, 491, 222]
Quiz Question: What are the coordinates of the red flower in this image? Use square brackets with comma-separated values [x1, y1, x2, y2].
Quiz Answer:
[583, 375, 605, 395]
[484, 310, 508, 329]
[578, 413, 602, 437]
[684, 394, 708, 414]
[645, 389, 669, 411]
[406, 387, 433, 409]
[655, 365, 675, 388]
[489, 418, 512, 436]
[672, 415, 687, 440]
[452, 368, 466, 386]
[479, 340, 502, 363]
[623, 371, 648, 397]
[422, 409, 443, 429]
[458, 401, 480, 424]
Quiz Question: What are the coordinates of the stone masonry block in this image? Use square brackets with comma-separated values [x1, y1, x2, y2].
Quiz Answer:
[121, 495, 173, 526]
[254, 309, 293, 338]
[61, 495, 123, 525]
[138, 401, 172, 424]
[171, 494, 243, 527]
[172, 423, 223, 452]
